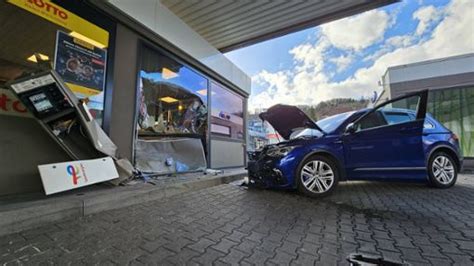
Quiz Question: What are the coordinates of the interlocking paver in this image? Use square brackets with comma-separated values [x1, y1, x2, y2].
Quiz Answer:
[0, 175, 474, 265]
[218, 248, 248, 265]
[212, 238, 238, 254]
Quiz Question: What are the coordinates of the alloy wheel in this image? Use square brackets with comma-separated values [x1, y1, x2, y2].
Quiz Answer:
[432, 155, 455, 185]
[301, 160, 334, 193]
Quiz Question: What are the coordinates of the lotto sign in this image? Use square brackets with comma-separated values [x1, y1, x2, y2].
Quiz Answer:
[0, 90, 32, 118]
[38, 157, 118, 195]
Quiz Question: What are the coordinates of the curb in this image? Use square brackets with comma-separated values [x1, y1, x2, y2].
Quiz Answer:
[0, 171, 246, 236]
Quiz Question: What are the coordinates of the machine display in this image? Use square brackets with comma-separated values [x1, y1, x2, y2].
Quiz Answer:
[29, 93, 54, 113]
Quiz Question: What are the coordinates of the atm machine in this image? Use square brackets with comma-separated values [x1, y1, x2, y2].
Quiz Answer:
[5, 70, 132, 195]
[8, 70, 118, 160]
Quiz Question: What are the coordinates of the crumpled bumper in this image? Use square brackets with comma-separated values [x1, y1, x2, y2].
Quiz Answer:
[246, 159, 289, 188]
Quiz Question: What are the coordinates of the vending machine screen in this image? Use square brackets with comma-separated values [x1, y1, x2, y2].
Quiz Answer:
[29, 93, 54, 112]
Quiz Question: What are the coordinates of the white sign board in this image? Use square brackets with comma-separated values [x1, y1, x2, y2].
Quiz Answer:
[10, 74, 55, 93]
[38, 157, 119, 195]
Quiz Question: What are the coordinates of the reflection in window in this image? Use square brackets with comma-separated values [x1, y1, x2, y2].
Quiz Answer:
[429, 87, 473, 157]
[135, 46, 209, 174]
[138, 47, 208, 136]
[383, 112, 413, 125]
[211, 82, 244, 140]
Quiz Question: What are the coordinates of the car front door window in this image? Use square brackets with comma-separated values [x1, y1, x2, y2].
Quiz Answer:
[354, 95, 421, 132]
[355, 111, 387, 131]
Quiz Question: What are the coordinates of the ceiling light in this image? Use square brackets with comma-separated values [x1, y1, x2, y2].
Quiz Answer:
[27, 53, 49, 63]
[197, 89, 207, 96]
[69, 31, 107, 49]
[160, 96, 178, 103]
[162, 68, 178, 79]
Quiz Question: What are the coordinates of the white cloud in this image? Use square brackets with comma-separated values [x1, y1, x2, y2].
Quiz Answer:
[413, 5, 442, 35]
[249, 0, 474, 112]
[386, 35, 414, 48]
[363, 35, 414, 62]
[321, 10, 389, 51]
[329, 54, 354, 72]
[289, 37, 330, 72]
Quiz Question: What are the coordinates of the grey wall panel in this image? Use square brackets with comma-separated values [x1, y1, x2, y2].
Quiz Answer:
[390, 72, 474, 98]
[0, 115, 69, 196]
[210, 139, 244, 169]
[108, 24, 139, 161]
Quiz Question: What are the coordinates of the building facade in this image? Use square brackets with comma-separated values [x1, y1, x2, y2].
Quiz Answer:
[0, 0, 250, 195]
[376, 54, 474, 162]
[0, 0, 397, 195]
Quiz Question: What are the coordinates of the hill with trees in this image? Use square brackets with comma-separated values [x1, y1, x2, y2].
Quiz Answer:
[298, 98, 369, 121]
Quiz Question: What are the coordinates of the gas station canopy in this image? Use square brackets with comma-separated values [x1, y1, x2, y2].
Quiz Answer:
[161, 0, 398, 52]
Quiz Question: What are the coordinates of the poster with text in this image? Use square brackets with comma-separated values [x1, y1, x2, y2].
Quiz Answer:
[54, 31, 107, 111]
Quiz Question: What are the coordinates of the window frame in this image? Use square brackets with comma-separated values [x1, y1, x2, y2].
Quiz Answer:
[134, 41, 213, 166]
[349, 90, 429, 134]
[209, 81, 245, 141]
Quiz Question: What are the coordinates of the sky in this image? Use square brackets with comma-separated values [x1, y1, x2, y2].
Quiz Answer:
[225, 0, 474, 113]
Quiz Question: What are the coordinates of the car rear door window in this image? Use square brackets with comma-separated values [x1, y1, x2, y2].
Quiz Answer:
[384, 112, 413, 125]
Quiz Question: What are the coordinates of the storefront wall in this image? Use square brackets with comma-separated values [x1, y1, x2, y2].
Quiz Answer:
[0, 0, 250, 196]
[106, 8, 250, 171]
[0, 0, 118, 195]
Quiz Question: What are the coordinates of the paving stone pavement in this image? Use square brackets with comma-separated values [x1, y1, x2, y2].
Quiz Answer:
[1, 175, 474, 265]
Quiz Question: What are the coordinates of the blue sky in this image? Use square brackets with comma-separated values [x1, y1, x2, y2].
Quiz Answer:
[225, 0, 473, 112]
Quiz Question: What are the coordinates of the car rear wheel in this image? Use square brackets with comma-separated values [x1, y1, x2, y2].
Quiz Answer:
[428, 152, 457, 188]
[297, 155, 339, 197]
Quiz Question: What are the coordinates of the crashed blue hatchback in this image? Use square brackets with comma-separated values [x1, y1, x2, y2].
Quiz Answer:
[247, 90, 463, 197]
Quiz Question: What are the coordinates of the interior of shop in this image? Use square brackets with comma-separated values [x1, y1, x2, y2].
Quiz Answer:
[0, 1, 109, 123]
[135, 45, 209, 174]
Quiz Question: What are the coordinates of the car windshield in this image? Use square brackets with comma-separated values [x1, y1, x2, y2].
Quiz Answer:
[316, 111, 355, 133]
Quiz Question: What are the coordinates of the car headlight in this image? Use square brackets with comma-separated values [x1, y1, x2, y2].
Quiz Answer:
[266, 146, 297, 157]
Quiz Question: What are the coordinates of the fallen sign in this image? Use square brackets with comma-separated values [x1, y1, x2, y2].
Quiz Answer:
[38, 157, 119, 195]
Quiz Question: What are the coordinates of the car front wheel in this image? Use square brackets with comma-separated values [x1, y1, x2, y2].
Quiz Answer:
[297, 155, 339, 197]
[428, 152, 458, 188]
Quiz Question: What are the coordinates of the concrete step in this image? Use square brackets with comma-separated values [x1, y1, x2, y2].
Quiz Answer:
[0, 169, 246, 236]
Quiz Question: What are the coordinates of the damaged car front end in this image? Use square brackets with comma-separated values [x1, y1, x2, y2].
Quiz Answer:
[246, 104, 326, 189]
[247, 144, 301, 188]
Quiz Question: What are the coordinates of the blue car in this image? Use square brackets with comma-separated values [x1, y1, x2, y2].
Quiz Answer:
[247, 90, 463, 197]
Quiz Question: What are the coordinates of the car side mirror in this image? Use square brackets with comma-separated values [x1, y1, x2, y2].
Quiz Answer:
[345, 123, 356, 134]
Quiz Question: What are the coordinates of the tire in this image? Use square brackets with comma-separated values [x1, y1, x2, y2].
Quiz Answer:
[428, 151, 458, 188]
[297, 155, 339, 197]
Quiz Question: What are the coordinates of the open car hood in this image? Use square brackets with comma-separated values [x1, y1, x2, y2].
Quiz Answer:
[259, 104, 325, 140]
